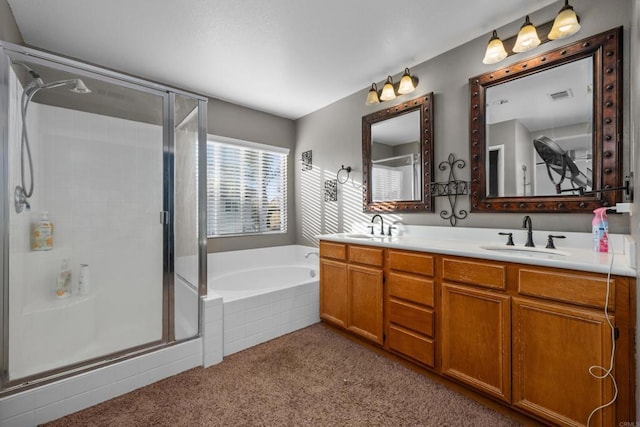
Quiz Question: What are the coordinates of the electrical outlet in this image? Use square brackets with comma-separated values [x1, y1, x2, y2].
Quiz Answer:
[615, 202, 632, 215]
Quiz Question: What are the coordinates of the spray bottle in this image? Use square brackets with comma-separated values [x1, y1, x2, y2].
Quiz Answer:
[592, 207, 609, 253]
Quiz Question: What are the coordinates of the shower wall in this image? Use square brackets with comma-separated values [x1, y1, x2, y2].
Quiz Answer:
[8, 68, 164, 380]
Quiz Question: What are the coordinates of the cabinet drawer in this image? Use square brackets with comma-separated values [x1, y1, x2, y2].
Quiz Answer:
[518, 268, 615, 310]
[320, 241, 346, 260]
[349, 245, 384, 267]
[442, 257, 506, 290]
[389, 299, 434, 337]
[388, 272, 434, 307]
[388, 324, 435, 368]
[388, 250, 434, 276]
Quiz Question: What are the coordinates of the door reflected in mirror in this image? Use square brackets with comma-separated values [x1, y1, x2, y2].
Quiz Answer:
[485, 57, 593, 197]
[371, 110, 421, 202]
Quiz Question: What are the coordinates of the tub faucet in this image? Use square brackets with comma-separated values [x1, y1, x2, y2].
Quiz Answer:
[304, 251, 319, 259]
[522, 215, 534, 247]
[370, 214, 385, 235]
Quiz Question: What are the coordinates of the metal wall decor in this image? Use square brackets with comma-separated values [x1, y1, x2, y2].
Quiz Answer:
[430, 153, 469, 226]
[301, 150, 312, 171]
[324, 179, 338, 202]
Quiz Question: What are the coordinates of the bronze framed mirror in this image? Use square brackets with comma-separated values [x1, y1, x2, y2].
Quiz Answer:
[469, 27, 623, 212]
[362, 93, 434, 212]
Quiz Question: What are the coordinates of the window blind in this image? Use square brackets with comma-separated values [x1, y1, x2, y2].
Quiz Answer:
[206, 138, 287, 237]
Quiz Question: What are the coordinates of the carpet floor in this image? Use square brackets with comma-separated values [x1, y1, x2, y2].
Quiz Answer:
[44, 324, 523, 426]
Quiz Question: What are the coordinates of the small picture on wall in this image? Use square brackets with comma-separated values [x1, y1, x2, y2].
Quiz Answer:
[324, 179, 337, 202]
[302, 150, 312, 171]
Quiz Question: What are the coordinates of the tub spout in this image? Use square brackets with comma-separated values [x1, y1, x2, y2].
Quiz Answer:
[305, 251, 319, 259]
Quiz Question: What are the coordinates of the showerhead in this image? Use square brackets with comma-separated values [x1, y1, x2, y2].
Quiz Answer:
[69, 79, 91, 94]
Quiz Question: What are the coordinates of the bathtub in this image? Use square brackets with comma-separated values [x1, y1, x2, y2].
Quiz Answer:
[207, 245, 320, 356]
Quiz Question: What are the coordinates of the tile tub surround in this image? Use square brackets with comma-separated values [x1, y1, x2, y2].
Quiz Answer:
[0, 338, 203, 427]
[319, 225, 636, 277]
[206, 245, 320, 356]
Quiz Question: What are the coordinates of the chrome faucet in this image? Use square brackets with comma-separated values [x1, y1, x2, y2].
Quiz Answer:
[304, 251, 319, 259]
[522, 215, 534, 247]
[370, 214, 385, 235]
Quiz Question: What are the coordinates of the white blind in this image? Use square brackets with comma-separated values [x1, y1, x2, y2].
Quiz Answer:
[207, 138, 288, 237]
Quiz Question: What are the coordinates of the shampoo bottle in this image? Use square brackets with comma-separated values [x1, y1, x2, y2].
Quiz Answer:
[33, 211, 53, 251]
[56, 259, 71, 298]
[592, 207, 609, 253]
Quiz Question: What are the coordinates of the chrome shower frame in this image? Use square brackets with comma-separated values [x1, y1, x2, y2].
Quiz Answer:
[0, 41, 208, 394]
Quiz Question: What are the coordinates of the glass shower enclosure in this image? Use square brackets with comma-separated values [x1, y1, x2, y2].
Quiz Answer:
[0, 41, 207, 392]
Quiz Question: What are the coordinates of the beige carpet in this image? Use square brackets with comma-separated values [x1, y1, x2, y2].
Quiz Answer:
[44, 324, 522, 426]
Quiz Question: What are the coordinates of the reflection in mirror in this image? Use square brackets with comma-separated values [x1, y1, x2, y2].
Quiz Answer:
[470, 27, 623, 212]
[362, 93, 434, 212]
[485, 57, 593, 197]
[371, 110, 421, 202]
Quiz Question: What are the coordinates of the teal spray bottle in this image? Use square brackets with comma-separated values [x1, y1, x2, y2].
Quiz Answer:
[592, 207, 609, 253]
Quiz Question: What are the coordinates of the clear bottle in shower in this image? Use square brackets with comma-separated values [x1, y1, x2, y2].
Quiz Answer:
[56, 259, 71, 298]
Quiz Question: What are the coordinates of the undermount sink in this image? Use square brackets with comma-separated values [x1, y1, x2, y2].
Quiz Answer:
[343, 233, 384, 240]
[480, 245, 569, 257]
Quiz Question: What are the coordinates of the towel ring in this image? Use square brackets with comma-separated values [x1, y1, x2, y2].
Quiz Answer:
[336, 165, 352, 184]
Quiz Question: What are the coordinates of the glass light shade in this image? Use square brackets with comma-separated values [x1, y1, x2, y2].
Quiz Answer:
[482, 31, 508, 64]
[397, 68, 416, 95]
[380, 76, 396, 101]
[365, 83, 380, 105]
[513, 16, 540, 53]
[548, 2, 580, 40]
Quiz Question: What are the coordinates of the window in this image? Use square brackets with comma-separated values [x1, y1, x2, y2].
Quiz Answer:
[207, 136, 288, 237]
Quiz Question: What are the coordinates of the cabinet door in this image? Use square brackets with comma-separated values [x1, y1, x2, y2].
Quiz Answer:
[441, 283, 511, 402]
[512, 297, 615, 427]
[347, 264, 384, 344]
[319, 259, 348, 328]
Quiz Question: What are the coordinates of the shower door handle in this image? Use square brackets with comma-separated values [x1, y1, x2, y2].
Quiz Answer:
[160, 211, 169, 225]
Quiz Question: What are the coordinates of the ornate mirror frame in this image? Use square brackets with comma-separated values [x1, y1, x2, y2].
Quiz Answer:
[362, 93, 434, 212]
[469, 27, 623, 212]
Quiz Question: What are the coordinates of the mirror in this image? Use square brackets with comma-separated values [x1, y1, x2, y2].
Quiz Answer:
[362, 93, 434, 212]
[470, 27, 623, 212]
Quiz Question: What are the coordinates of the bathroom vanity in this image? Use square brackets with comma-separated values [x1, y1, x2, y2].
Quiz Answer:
[318, 229, 635, 426]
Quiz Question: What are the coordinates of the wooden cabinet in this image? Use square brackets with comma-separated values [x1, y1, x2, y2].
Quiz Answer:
[386, 250, 435, 368]
[319, 241, 384, 344]
[318, 240, 635, 425]
[441, 283, 511, 402]
[512, 297, 615, 427]
[512, 267, 619, 427]
[348, 264, 383, 344]
[319, 258, 347, 327]
[440, 257, 511, 403]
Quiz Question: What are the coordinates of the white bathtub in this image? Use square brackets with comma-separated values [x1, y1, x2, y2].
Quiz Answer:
[207, 245, 320, 356]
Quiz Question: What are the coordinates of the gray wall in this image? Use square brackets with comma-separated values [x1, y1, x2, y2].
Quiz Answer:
[0, 0, 22, 44]
[630, 0, 640, 420]
[295, 0, 633, 246]
[207, 98, 296, 252]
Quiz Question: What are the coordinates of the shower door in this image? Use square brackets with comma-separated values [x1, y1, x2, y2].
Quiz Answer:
[1, 50, 175, 387]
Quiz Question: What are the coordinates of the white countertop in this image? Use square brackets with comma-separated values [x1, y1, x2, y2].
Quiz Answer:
[317, 225, 636, 277]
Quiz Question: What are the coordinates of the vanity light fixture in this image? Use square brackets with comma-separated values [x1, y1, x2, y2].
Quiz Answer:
[482, 30, 508, 65]
[513, 15, 541, 53]
[397, 68, 417, 94]
[482, 2, 581, 64]
[365, 68, 418, 105]
[548, 0, 581, 40]
[366, 83, 380, 105]
[380, 76, 397, 101]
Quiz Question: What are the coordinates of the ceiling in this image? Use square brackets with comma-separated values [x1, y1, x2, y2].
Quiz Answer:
[8, 0, 559, 120]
